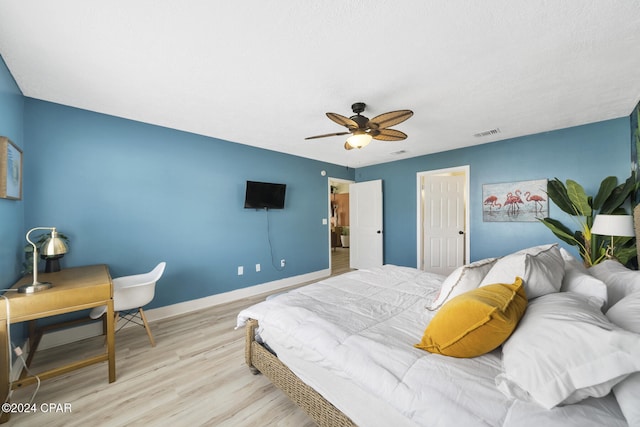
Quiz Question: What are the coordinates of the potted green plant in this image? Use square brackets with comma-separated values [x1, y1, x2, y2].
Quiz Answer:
[539, 175, 636, 267]
[23, 232, 70, 274]
[340, 226, 350, 248]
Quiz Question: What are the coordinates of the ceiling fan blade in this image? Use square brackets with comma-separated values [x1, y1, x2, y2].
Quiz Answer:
[372, 128, 408, 141]
[326, 112, 359, 130]
[369, 110, 413, 129]
[305, 131, 351, 140]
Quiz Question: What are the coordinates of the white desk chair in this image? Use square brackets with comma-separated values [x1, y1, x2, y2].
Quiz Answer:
[90, 262, 166, 347]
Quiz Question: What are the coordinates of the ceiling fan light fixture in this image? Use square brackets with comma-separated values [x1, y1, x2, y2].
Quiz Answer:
[307, 103, 412, 150]
[346, 132, 372, 149]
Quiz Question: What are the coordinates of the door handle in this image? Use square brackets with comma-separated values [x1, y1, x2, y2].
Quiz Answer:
[377, 230, 382, 234]
[458, 231, 464, 235]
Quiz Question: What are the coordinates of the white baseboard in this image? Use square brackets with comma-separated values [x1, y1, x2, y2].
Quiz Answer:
[38, 268, 330, 350]
[144, 268, 330, 322]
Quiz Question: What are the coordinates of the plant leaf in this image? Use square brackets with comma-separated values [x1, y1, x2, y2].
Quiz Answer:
[566, 180, 591, 217]
[592, 176, 617, 210]
[600, 176, 636, 213]
[613, 246, 637, 266]
[538, 218, 578, 246]
[546, 178, 574, 214]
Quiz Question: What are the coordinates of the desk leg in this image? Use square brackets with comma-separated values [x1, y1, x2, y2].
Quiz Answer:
[105, 300, 116, 383]
[0, 320, 10, 424]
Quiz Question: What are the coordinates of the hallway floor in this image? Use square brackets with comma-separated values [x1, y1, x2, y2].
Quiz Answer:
[331, 246, 352, 276]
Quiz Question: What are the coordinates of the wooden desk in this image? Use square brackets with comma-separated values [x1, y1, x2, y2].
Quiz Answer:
[0, 265, 115, 423]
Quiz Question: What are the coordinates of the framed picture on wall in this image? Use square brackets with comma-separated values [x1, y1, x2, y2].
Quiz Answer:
[483, 179, 548, 222]
[0, 136, 23, 200]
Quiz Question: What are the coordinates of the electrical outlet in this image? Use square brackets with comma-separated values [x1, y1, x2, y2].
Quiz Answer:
[280, 259, 286, 267]
[237, 266, 243, 276]
[256, 263, 261, 272]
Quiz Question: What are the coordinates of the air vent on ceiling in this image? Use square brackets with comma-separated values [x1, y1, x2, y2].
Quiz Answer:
[473, 128, 501, 138]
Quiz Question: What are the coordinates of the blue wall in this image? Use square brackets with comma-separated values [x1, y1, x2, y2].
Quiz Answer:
[357, 119, 632, 265]
[0, 56, 24, 290]
[23, 99, 354, 309]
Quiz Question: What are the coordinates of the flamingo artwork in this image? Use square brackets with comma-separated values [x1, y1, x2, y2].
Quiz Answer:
[504, 190, 524, 215]
[483, 179, 548, 222]
[483, 195, 501, 211]
[524, 191, 546, 214]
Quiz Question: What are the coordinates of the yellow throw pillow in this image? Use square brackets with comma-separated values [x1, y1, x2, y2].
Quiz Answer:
[415, 277, 527, 358]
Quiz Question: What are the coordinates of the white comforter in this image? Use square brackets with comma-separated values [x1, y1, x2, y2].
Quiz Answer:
[237, 265, 625, 427]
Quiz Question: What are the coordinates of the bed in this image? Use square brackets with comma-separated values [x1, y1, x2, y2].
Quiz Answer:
[237, 244, 640, 426]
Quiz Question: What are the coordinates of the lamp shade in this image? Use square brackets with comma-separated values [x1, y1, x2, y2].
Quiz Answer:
[41, 229, 69, 256]
[591, 214, 635, 237]
[346, 132, 372, 149]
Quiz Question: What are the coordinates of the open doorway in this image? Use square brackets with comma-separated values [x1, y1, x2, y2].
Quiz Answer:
[328, 177, 354, 276]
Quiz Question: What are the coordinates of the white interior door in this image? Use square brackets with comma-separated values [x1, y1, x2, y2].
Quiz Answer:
[421, 173, 466, 275]
[349, 180, 383, 270]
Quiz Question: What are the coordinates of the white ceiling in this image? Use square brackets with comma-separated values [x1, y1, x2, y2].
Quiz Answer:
[1, 1, 640, 167]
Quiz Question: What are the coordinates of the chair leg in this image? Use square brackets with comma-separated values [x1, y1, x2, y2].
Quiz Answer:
[138, 307, 156, 347]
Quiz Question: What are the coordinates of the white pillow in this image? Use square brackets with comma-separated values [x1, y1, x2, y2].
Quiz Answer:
[559, 247, 587, 272]
[480, 244, 564, 299]
[559, 248, 608, 309]
[613, 372, 640, 426]
[496, 292, 640, 409]
[589, 260, 640, 310]
[606, 292, 640, 333]
[427, 257, 497, 311]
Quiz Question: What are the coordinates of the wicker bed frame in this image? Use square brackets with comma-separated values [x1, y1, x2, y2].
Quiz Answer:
[245, 318, 356, 427]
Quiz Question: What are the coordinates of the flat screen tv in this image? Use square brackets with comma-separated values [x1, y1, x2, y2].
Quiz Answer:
[244, 181, 286, 209]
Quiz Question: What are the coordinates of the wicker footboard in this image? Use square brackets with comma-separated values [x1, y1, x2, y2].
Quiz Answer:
[245, 319, 357, 427]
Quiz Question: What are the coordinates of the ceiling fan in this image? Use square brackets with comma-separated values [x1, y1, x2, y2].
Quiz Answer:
[305, 102, 413, 150]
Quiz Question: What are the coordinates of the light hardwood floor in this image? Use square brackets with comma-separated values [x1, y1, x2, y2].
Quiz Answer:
[8, 283, 323, 426]
[331, 247, 351, 276]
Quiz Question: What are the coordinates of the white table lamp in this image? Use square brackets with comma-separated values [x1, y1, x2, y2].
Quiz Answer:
[590, 214, 634, 259]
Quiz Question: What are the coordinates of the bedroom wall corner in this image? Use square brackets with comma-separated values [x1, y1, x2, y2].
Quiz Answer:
[0, 53, 25, 290]
[22, 99, 354, 311]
